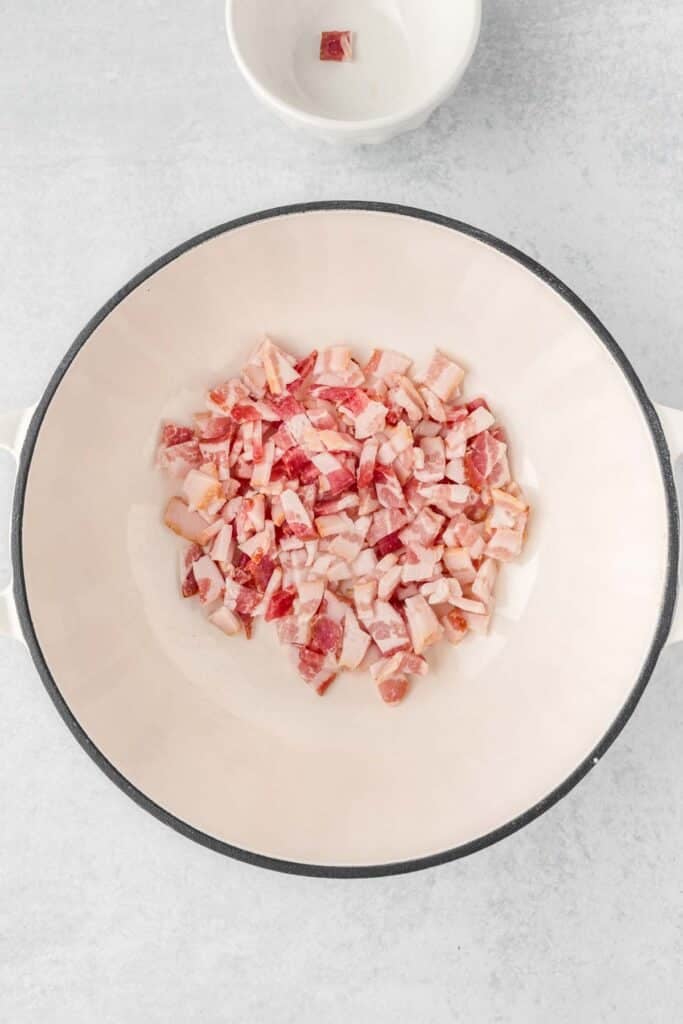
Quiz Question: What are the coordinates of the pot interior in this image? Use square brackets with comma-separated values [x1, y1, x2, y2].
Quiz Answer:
[20, 208, 670, 868]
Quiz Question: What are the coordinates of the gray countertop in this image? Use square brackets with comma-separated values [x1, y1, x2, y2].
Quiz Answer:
[1, 2, 682, 1021]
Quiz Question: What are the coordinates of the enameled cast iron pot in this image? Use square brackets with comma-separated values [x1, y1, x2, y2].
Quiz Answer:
[2, 203, 681, 877]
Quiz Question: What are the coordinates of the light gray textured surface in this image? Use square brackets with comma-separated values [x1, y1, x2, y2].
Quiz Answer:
[1, 1, 682, 1021]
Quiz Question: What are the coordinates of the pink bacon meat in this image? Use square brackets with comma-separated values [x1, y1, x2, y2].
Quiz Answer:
[158, 338, 530, 704]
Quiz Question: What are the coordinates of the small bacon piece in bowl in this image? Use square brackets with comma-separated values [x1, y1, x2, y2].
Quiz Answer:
[320, 30, 353, 62]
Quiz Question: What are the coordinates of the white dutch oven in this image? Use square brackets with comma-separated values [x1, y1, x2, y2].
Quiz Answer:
[1, 204, 681, 877]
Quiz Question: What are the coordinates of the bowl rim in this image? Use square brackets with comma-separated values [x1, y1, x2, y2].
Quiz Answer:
[12, 201, 680, 878]
[224, 0, 482, 133]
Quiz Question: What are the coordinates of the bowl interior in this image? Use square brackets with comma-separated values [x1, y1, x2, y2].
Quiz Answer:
[228, 0, 480, 122]
[21, 208, 670, 869]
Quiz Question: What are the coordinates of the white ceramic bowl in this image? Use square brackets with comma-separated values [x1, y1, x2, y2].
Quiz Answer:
[225, 0, 481, 143]
[2, 203, 681, 877]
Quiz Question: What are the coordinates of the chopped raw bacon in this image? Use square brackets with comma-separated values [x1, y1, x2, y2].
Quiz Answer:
[164, 496, 215, 545]
[404, 594, 443, 654]
[377, 676, 409, 705]
[193, 556, 224, 605]
[162, 423, 195, 447]
[158, 340, 529, 702]
[158, 439, 202, 479]
[374, 465, 405, 509]
[179, 543, 203, 597]
[310, 615, 343, 655]
[367, 600, 410, 655]
[265, 588, 296, 621]
[420, 352, 465, 402]
[464, 430, 509, 492]
[320, 30, 353, 62]
[373, 529, 404, 558]
[339, 607, 371, 669]
[296, 646, 337, 694]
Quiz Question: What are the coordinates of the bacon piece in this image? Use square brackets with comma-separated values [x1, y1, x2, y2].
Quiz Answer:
[464, 430, 509, 491]
[277, 613, 311, 647]
[164, 497, 215, 545]
[265, 588, 296, 621]
[390, 375, 426, 423]
[347, 395, 387, 440]
[235, 585, 262, 616]
[377, 676, 409, 705]
[441, 609, 469, 646]
[178, 543, 202, 597]
[209, 605, 242, 636]
[401, 544, 444, 584]
[420, 352, 465, 401]
[352, 547, 377, 577]
[313, 452, 356, 497]
[158, 439, 202, 479]
[250, 440, 275, 488]
[318, 429, 361, 454]
[364, 348, 412, 381]
[366, 507, 409, 547]
[417, 483, 472, 516]
[413, 436, 446, 484]
[162, 423, 195, 447]
[310, 615, 343, 655]
[314, 492, 359, 516]
[210, 523, 234, 564]
[462, 406, 496, 440]
[443, 546, 477, 585]
[328, 532, 363, 562]
[313, 346, 351, 375]
[193, 556, 224, 605]
[296, 647, 337, 694]
[182, 469, 224, 514]
[319, 30, 353, 62]
[208, 379, 250, 414]
[471, 558, 498, 606]
[315, 512, 354, 537]
[419, 387, 446, 423]
[279, 446, 313, 481]
[445, 457, 466, 484]
[193, 415, 233, 442]
[398, 507, 444, 548]
[374, 465, 405, 509]
[443, 514, 486, 559]
[260, 337, 300, 396]
[353, 579, 377, 623]
[377, 421, 413, 465]
[373, 529, 404, 559]
[339, 608, 371, 670]
[377, 564, 403, 601]
[371, 651, 428, 683]
[295, 578, 325, 620]
[280, 489, 315, 537]
[404, 594, 443, 654]
[293, 349, 318, 381]
[486, 527, 525, 561]
[352, 439, 376, 491]
[230, 403, 262, 424]
[367, 600, 410, 655]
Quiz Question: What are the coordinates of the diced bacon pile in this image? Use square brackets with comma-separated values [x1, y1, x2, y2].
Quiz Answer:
[158, 339, 530, 705]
